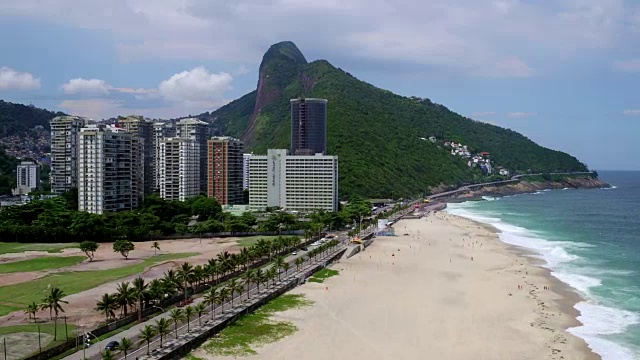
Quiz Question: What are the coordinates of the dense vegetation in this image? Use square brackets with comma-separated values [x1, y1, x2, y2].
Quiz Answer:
[0, 191, 374, 243]
[202, 42, 588, 199]
[0, 100, 63, 136]
[0, 146, 19, 194]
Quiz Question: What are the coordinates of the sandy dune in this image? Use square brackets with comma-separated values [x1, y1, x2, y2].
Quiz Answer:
[194, 213, 599, 360]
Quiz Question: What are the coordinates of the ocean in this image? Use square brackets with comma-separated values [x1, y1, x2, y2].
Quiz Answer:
[446, 171, 640, 360]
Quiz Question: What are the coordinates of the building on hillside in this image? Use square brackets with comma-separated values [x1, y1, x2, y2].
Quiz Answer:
[159, 137, 200, 201]
[290, 98, 327, 155]
[78, 124, 135, 214]
[50, 115, 93, 194]
[152, 122, 176, 191]
[176, 118, 208, 193]
[207, 136, 244, 205]
[243, 153, 252, 190]
[13, 161, 40, 195]
[118, 115, 153, 197]
[499, 168, 510, 176]
[249, 149, 338, 212]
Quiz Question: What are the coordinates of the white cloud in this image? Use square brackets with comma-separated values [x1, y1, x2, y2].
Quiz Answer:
[472, 112, 497, 117]
[0, 0, 633, 78]
[623, 109, 640, 116]
[0, 66, 41, 90]
[507, 112, 535, 119]
[159, 67, 233, 103]
[613, 60, 640, 72]
[61, 78, 111, 94]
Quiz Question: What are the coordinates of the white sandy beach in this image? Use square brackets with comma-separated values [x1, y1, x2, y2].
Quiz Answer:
[194, 213, 599, 360]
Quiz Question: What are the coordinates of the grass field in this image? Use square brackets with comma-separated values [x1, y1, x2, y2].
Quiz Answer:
[0, 253, 199, 316]
[203, 294, 313, 356]
[0, 256, 86, 274]
[236, 235, 302, 247]
[0, 322, 78, 360]
[308, 268, 339, 283]
[0, 243, 78, 255]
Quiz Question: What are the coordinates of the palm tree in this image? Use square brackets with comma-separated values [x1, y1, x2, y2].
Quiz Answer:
[295, 257, 304, 271]
[204, 286, 219, 320]
[154, 318, 171, 348]
[101, 350, 115, 360]
[184, 305, 194, 332]
[117, 337, 133, 360]
[138, 325, 156, 355]
[242, 269, 256, 299]
[178, 262, 194, 300]
[116, 282, 135, 318]
[254, 268, 264, 293]
[226, 279, 241, 308]
[282, 262, 290, 279]
[152, 241, 160, 255]
[40, 287, 68, 340]
[218, 287, 231, 314]
[168, 308, 185, 338]
[193, 265, 205, 288]
[95, 293, 118, 322]
[132, 277, 147, 322]
[266, 266, 278, 287]
[194, 302, 207, 326]
[24, 301, 38, 322]
[274, 256, 286, 281]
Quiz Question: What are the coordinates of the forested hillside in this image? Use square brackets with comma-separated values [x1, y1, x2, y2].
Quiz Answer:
[200, 42, 588, 198]
[0, 147, 19, 194]
[0, 100, 63, 136]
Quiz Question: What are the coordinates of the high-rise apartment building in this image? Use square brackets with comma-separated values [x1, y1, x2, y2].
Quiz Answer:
[290, 98, 327, 155]
[249, 149, 338, 212]
[243, 153, 252, 190]
[78, 124, 135, 214]
[50, 115, 92, 194]
[176, 118, 208, 194]
[159, 137, 200, 201]
[118, 115, 153, 197]
[152, 122, 175, 191]
[207, 137, 244, 205]
[13, 161, 39, 195]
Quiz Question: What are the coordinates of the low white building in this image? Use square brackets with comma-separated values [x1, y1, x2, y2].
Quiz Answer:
[159, 137, 200, 201]
[13, 161, 39, 195]
[249, 149, 339, 212]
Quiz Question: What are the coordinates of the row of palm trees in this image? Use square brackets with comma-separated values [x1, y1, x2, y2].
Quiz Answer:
[94, 235, 304, 323]
[23, 287, 69, 340]
[129, 239, 342, 357]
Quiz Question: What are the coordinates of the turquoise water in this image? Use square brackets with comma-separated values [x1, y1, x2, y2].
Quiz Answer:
[447, 171, 640, 360]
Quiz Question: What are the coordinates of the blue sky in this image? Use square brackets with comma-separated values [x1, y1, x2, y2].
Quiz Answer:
[0, 0, 639, 170]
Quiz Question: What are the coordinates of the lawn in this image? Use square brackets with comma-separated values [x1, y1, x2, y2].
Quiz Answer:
[0, 243, 78, 255]
[0, 253, 199, 316]
[236, 236, 285, 247]
[203, 294, 313, 356]
[308, 268, 339, 283]
[0, 256, 86, 274]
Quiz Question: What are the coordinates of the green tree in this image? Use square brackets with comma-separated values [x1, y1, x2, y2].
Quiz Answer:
[132, 277, 147, 322]
[194, 302, 207, 326]
[168, 308, 185, 338]
[79, 241, 99, 262]
[24, 301, 38, 322]
[113, 239, 135, 259]
[138, 325, 156, 355]
[40, 287, 68, 340]
[117, 337, 133, 360]
[101, 350, 115, 360]
[115, 282, 135, 317]
[152, 241, 160, 255]
[154, 318, 171, 348]
[189, 196, 222, 221]
[95, 293, 118, 322]
[184, 305, 194, 332]
[242, 269, 256, 299]
[204, 286, 219, 320]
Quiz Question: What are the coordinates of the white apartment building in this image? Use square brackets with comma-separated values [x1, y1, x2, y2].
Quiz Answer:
[78, 124, 135, 214]
[249, 149, 338, 212]
[243, 153, 252, 190]
[176, 118, 208, 193]
[159, 137, 200, 201]
[50, 115, 93, 194]
[152, 122, 175, 191]
[13, 161, 39, 195]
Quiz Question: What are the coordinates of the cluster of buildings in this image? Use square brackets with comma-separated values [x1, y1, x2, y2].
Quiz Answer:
[46, 98, 339, 215]
[0, 126, 49, 161]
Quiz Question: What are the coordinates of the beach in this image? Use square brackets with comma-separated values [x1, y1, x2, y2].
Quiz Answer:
[193, 212, 600, 360]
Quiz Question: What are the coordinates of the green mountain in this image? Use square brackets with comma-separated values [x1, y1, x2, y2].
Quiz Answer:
[0, 100, 63, 136]
[0, 146, 19, 194]
[201, 42, 589, 198]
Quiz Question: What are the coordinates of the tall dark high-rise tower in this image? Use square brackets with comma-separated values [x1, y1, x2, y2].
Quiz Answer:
[290, 98, 327, 155]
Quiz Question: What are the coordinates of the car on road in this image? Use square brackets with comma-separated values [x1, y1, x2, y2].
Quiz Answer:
[291, 251, 297, 255]
[301, 247, 308, 251]
[178, 298, 194, 307]
[105, 341, 119, 351]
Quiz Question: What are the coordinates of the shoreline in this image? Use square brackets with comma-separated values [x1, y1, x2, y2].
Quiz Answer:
[191, 212, 600, 360]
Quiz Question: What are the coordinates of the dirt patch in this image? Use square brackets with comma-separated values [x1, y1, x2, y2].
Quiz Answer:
[0, 248, 82, 261]
[0, 272, 46, 286]
[0, 332, 54, 360]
